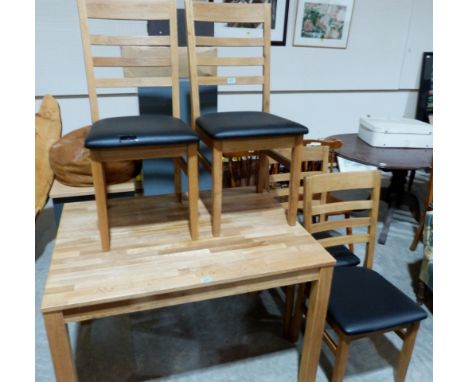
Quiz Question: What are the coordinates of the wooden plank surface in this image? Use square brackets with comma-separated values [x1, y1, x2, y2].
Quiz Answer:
[49, 179, 136, 199]
[41, 187, 334, 313]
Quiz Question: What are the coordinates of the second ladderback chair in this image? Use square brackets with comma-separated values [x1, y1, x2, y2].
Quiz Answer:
[184, 0, 308, 236]
[77, 0, 199, 251]
[287, 171, 427, 382]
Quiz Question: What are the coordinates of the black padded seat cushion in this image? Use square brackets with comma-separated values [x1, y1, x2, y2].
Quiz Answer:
[328, 267, 428, 336]
[313, 232, 360, 267]
[84, 115, 199, 149]
[196, 111, 309, 140]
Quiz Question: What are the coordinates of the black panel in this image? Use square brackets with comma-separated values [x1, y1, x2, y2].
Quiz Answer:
[147, 9, 214, 47]
[415, 52, 433, 123]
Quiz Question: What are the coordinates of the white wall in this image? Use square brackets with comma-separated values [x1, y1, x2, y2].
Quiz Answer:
[36, 0, 432, 137]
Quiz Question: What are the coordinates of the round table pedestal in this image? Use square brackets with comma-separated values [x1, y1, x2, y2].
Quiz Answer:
[379, 170, 420, 244]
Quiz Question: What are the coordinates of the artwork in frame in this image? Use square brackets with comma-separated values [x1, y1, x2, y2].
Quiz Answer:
[216, 0, 290, 46]
[293, 0, 354, 48]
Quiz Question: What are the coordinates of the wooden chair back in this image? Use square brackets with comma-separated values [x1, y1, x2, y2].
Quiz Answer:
[269, 145, 329, 210]
[303, 171, 381, 268]
[184, 0, 271, 127]
[304, 138, 343, 172]
[76, 0, 180, 122]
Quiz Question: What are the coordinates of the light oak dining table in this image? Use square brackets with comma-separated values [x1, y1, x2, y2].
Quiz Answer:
[41, 186, 335, 381]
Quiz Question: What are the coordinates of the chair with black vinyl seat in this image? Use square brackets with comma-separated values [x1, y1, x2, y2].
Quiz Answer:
[77, 0, 199, 251]
[184, 0, 308, 236]
[289, 171, 427, 382]
[272, 145, 360, 339]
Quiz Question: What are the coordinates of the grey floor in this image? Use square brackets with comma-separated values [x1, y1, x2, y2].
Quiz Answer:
[35, 169, 432, 382]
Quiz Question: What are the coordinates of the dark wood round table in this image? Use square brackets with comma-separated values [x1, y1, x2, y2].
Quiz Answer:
[328, 133, 432, 244]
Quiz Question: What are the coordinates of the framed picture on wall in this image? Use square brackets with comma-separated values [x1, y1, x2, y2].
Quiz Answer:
[216, 0, 290, 46]
[293, 0, 354, 48]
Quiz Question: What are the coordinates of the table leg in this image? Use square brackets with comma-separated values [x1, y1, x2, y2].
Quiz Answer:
[298, 266, 333, 382]
[43, 311, 78, 382]
[378, 170, 421, 245]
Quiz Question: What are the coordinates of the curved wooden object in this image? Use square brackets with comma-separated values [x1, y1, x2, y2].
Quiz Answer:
[35, 95, 62, 217]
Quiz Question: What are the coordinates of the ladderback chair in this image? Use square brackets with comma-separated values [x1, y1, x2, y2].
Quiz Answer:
[288, 171, 427, 382]
[184, 0, 308, 236]
[267, 138, 355, 252]
[268, 145, 329, 211]
[77, 0, 199, 251]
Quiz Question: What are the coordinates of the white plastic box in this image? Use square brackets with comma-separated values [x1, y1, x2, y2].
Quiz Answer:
[358, 117, 433, 148]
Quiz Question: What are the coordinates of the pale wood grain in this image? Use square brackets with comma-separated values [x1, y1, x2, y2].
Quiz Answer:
[43, 312, 78, 382]
[195, 36, 264, 47]
[49, 179, 136, 199]
[90, 34, 170, 46]
[85, 0, 170, 20]
[41, 187, 335, 313]
[192, 2, 265, 22]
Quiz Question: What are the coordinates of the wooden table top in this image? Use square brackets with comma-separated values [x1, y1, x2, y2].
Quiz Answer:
[41, 187, 335, 314]
[329, 133, 432, 170]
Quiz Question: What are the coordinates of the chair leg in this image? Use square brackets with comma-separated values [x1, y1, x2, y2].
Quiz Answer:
[331, 334, 351, 382]
[256, 151, 269, 193]
[187, 144, 199, 240]
[283, 285, 295, 340]
[288, 137, 303, 226]
[345, 213, 354, 253]
[395, 322, 420, 382]
[211, 143, 223, 237]
[416, 280, 426, 305]
[289, 283, 306, 342]
[91, 159, 110, 251]
[174, 159, 182, 203]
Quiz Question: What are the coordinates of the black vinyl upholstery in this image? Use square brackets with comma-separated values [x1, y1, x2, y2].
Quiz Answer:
[328, 267, 428, 335]
[313, 232, 360, 267]
[196, 111, 309, 140]
[84, 115, 199, 149]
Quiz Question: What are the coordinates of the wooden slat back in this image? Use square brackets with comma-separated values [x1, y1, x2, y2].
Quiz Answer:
[76, 0, 180, 122]
[192, 2, 265, 23]
[269, 146, 329, 202]
[303, 171, 381, 268]
[185, 0, 272, 127]
[85, 0, 171, 20]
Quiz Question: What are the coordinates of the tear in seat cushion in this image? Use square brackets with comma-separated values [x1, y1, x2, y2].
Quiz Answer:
[313, 232, 360, 267]
[49, 126, 141, 187]
[328, 267, 427, 335]
[84, 115, 199, 149]
[196, 111, 309, 140]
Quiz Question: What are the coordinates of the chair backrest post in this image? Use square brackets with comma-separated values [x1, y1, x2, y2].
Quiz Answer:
[76, 0, 180, 122]
[303, 171, 381, 269]
[269, 145, 329, 211]
[262, 2, 271, 113]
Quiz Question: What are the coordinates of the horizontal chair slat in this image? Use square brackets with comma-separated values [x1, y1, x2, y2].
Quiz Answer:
[95, 77, 172, 88]
[308, 171, 380, 193]
[318, 234, 370, 248]
[273, 186, 304, 198]
[86, 0, 170, 20]
[270, 171, 321, 183]
[312, 200, 373, 216]
[280, 200, 303, 209]
[309, 217, 371, 234]
[90, 35, 171, 46]
[93, 57, 171, 67]
[192, 3, 265, 23]
[197, 56, 264, 66]
[197, 75, 264, 85]
[195, 36, 264, 47]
